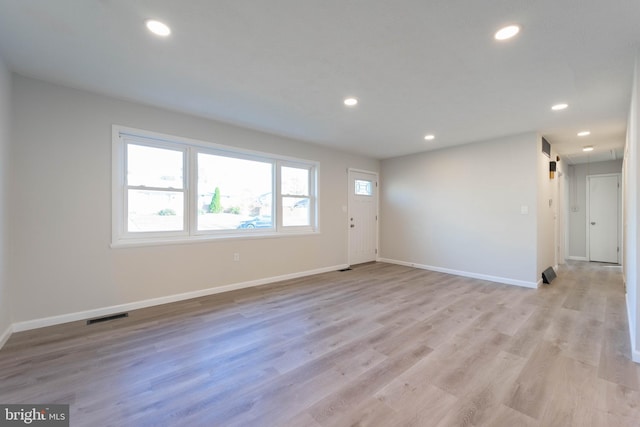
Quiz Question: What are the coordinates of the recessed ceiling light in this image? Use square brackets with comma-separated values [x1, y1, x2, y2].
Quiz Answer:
[424, 134, 435, 141]
[494, 25, 520, 41]
[146, 20, 171, 36]
[551, 103, 568, 111]
[583, 146, 594, 152]
[577, 131, 591, 137]
[343, 97, 358, 107]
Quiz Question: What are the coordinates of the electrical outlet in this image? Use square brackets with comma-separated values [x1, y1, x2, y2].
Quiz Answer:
[233, 253, 240, 262]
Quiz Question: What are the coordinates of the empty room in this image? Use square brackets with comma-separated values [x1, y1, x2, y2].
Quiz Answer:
[0, 1, 639, 426]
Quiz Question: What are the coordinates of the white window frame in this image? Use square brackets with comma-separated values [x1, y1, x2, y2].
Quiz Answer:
[119, 135, 189, 239]
[193, 147, 277, 236]
[277, 161, 317, 230]
[112, 126, 319, 247]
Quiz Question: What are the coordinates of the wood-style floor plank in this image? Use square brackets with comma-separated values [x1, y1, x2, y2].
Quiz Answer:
[1, 261, 639, 426]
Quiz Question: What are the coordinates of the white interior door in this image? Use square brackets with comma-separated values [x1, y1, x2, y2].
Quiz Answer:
[348, 170, 378, 265]
[588, 174, 620, 263]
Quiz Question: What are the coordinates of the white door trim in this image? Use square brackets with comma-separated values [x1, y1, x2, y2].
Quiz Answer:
[347, 168, 379, 266]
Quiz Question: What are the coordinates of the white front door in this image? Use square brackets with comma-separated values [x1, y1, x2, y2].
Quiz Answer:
[348, 170, 378, 265]
[588, 174, 620, 263]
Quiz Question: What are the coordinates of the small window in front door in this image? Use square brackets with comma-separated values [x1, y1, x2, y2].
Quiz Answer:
[355, 179, 373, 196]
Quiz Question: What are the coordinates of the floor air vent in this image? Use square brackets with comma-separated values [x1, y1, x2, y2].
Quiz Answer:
[87, 312, 128, 325]
[338, 267, 352, 272]
[541, 267, 557, 284]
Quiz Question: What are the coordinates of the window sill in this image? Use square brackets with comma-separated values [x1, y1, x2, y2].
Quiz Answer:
[111, 229, 320, 249]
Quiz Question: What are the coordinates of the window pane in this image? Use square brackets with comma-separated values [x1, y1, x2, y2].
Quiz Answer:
[354, 179, 372, 196]
[282, 167, 309, 196]
[128, 144, 184, 189]
[197, 153, 273, 231]
[128, 190, 184, 232]
[283, 197, 310, 226]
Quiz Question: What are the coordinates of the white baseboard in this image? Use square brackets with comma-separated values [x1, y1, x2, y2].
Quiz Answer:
[12, 263, 348, 333]
[568, 256, 588, 261]
[626, 294, 640, 364]
[0, 323, 12, 350]
[378, 258, 538, 289]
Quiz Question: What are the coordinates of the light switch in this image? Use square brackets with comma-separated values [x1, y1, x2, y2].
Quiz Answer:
[521, 205, 529, 215]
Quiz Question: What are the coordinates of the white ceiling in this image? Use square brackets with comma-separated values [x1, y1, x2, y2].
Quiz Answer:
[0, 1, 638, 161]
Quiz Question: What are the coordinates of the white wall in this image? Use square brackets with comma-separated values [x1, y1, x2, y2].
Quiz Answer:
[567, 160, 623, 260]
[380, 132, 539, 287]
[537, 139, 560, 275]
[558, 161, 568, 264]
[9, 75, 379, 326]
[623, 53, 639, 362]
[0, 55, 11, 345]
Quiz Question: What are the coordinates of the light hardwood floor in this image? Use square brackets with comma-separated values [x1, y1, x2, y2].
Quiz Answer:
[1, 261, 639, 426]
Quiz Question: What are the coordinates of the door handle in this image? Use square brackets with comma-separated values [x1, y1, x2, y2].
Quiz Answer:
[350, 224, 355, 228]
[591, 222, 596, 225]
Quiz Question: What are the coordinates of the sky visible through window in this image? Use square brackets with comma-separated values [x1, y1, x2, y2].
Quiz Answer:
[198, 153, 272, 202]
